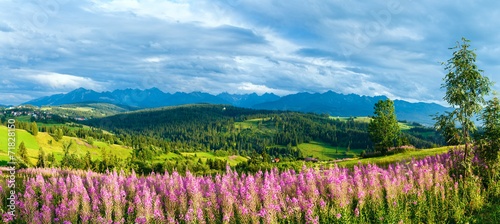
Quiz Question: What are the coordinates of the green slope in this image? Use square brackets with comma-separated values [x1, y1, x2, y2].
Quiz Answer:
[42, 102, 141, 118]
[0, 126, 132, 165]
[297, 140, 363, 160]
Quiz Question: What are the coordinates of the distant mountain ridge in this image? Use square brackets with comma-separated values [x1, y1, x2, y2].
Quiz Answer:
[252, 91, 448, 125]
[23, 87, 280, 108]
[22, 88, 449, 125]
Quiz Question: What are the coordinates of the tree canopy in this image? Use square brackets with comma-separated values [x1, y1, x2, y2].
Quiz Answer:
[368, 99, 401, 153]
[435, 37, 493, 160]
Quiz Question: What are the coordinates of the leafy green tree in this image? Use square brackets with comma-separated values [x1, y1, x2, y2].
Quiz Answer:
[36, 147, 47, 168]
[481, 97, 500, 141]
[434, 112, 461, 146]
[368, 99, 401, 153]
[435, 37, 493, 163]
[55, 128, 63, 141]
[84, 151, 93, 170]
[18, 141, 30, 166]
[86, 136, 94, 145]
[31, 121, 38, 136]
[478, 96, 500, 164]
[261, 148, 271, 163]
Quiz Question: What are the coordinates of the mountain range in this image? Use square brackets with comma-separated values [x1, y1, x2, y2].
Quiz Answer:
[22, 88, 449, 125]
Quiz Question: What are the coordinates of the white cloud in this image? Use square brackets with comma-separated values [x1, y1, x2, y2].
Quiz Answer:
[0, 93, 33, 106]
[28, 72, 105, 91]
[237, 82, 295, 96]
[384, 27, 424, 41]
[90, 0, 235, 27]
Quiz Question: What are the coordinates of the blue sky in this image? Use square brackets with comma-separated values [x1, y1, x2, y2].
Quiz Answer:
[1, 0, 499, 106]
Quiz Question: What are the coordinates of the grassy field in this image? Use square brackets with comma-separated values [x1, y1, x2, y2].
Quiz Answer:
[0, 126, 132, 165]
[15, 115, 32, 122]
[332, 116, 372, 123]
[183, 152, 248, 166]
[57, 107, 94, 112]
[152, 152, 248, 166]
[331, 145, 452, 168]
[297, 140, 363, 160]
[0, 125, 248, 167]
[0, 126, 40, 164]
[235, 118, 274, 131]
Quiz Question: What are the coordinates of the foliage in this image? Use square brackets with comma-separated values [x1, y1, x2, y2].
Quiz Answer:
[480, 97, 500, 143]
[18, 141, 30, 166]
[31, 121, 38, 136]
[35, 147, 47, 168]
[476, 97, 500, 183]
[55, 128, 63, 141]
[86, 136, 94, 145]
[368, 99, 401, 153]
[436, 37, 492, 163]
[433, 111, 461, 145]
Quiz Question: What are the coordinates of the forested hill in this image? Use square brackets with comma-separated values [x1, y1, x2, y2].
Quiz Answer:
[85, 104, 443, 160]
[42, 102, 141, 118]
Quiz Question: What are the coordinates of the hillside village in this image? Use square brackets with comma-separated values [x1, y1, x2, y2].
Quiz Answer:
[0, 105, 87, 121]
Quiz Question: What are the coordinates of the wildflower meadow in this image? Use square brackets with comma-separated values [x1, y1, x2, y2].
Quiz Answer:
[1, 145, 499, 223]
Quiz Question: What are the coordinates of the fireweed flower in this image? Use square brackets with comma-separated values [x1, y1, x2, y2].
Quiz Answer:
[3, 145, 484, 223]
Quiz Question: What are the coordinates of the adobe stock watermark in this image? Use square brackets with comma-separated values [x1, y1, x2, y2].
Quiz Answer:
[6, 0, 69, 53]
[340, 0, 412, 61]
[5, 119, 17, 221]
[21, 0, 68, 31]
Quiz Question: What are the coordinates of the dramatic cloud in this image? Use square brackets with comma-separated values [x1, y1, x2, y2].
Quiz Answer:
[0, 0, 499, 105]
[28, 72, 106, 91]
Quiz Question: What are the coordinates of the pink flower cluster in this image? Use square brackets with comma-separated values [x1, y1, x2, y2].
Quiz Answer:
[0, 146, 479, 223]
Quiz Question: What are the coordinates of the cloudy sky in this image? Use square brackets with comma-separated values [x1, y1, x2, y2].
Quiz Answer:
[1, 0, 499, 105]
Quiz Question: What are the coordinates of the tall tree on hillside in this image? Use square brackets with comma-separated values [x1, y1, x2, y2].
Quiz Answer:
[36, 147, 47, 168]
[368, 99, 401, 153]
[18, 141, 30, 166]
[84, 151, 93, 170]
[31, 121, 38, 136]
[434, 37, 492, 165]
[55, 128, 63, 141]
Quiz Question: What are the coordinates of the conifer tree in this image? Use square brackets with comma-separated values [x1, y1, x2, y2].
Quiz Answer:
[31, 121, 38, 136]
[36, 147, 47, 168]
[18, 141, 30, 166]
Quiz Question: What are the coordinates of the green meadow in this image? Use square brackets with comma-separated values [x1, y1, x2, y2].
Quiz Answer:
[331, 145, 452, 169]
[0, 126, 248, 167]
[297, 140, 363, 160]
